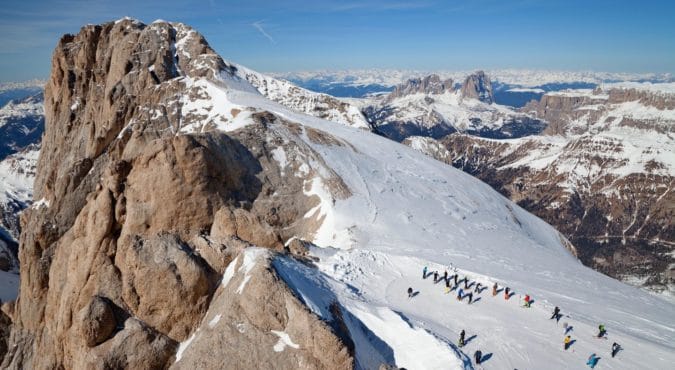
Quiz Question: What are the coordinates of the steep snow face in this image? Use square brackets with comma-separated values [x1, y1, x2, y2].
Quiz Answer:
[233, 64, 370, 129]
[198, 69, 674, 369]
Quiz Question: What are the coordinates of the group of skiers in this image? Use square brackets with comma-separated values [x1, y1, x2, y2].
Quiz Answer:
[557, 305, 622, 367]
[420, 266, 501, 306]
[414, 265, 624, 368]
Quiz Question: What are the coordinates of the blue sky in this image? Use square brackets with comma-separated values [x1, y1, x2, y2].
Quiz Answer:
[1, 0, 674, 82]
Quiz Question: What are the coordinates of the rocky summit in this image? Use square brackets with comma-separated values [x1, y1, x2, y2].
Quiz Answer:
[1, 19, 353, 369]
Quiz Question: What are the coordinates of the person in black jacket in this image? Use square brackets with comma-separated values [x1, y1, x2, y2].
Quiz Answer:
[474, 350, 482, 365]
[550, 306, 560, 320]
[611, 342, 621, 358]
[458, 330, 466, 347]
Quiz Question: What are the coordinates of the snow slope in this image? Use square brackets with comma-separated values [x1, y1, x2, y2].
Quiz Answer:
[196, 69, 675, 369]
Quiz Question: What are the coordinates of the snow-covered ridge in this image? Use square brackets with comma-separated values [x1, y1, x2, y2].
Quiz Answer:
[0, 93, 44, 127]
[233, 64, 370, 129]
[601, 81, 675, 95]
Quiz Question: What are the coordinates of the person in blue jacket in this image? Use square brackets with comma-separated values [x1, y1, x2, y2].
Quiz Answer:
[586, 353, 600, 368]
[422, 266, 428, 279]
[457, 288, 464, 301]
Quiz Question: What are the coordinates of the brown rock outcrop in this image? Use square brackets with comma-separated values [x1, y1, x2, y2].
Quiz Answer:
[171, 248, 353, 370]
[3, 19, 354, 369]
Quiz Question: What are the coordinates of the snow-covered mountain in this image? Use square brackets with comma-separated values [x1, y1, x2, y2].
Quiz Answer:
[0, 93, 44, 160]
[406, 82, 675, 296]
[5, 18, 673, 370]
[0, 93, 43, 277]
[363, 73, 546, 141]
[233, 64, 370, 129]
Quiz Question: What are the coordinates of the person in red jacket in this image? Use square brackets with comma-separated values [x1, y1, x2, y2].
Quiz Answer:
[523, 294, 531, 307]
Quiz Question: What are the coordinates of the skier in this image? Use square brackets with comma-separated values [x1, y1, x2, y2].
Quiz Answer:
[597, 324, 607, 338]
[445, 278, 451, 294]
[457, 288, 464, 301]
[564, 335, 572, 350]
[492, 282, 498, 296]
[443, 269, 448, 282]
[458, 330, 466, 347]
[611, 342, 621, 358]
[586, 353, 600, 368]
[550, 306, 560, 320]
[466, 292, 474, 304]
[474, 350, 482, 365]
[407, 287, 413, 298]
[474, 282, 482, 293]
[464, 277, 470, 289]
[504, 287, 511, 300]
[433, 271, 439, 283]
[453, 273, 458, 285]
[423, 266, 428, 279]
[523, 294, 531, 308]
[563, 322, 573, 335]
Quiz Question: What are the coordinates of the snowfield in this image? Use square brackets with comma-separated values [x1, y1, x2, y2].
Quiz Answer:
[194, 69, 675, 369]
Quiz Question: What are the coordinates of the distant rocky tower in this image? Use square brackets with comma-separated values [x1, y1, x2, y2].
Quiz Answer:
[0, 19, 352, 369]
[386, 74, 454, 100]
[460, 70, 494, 103]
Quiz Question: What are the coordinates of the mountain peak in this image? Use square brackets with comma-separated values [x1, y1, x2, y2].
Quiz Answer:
[460, 70, 494, 103]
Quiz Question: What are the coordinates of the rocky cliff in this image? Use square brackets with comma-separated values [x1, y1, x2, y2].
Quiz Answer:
[385, 74, 454, 101]
[1, 19, 353, 369]
[460, 70, 494, 104]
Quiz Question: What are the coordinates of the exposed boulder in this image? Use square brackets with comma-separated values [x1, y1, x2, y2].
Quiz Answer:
[78, 295, 117, 347]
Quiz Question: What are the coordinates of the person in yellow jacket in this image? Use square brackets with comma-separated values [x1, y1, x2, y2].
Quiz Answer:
[564, 335, 572, 350]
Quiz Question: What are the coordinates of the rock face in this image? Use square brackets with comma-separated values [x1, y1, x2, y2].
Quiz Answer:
[2, 19, 353, 369]
[172, 248, 353, 370]
[460, 71, 494, 104]
[386, 74, 454, 100]
[405, 85, 675, 295]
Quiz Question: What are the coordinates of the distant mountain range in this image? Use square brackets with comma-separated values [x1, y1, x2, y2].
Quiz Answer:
[273, 69, 674, 109]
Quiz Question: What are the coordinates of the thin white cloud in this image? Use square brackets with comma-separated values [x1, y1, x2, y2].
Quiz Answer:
[251, 20, 276, 44]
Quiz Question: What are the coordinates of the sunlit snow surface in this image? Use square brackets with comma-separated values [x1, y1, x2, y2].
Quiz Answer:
[201, 71, 675, 369]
